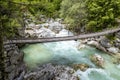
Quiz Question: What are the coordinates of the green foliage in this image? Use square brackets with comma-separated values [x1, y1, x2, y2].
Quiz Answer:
[86, 0, 120, 32]
[60, 0, 120, 33]
[13, 0, 62, 18]
[1, 0, 62, 38]
[105, 34, 115, 41]
[60, 0, 87, 33]
[0, 0, 22, 38]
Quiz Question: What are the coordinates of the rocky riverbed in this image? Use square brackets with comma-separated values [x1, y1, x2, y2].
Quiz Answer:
[78, 32, 120, 55]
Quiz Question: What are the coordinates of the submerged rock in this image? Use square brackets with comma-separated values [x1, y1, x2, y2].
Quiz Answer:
[90, 54, 105, 68]
[77, 44, 86, 49]
[72, 64, 89, 71]
[113, 53, 120, 64]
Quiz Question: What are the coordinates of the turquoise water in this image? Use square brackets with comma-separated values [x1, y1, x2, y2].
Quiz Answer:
[22, 41, 120, 80]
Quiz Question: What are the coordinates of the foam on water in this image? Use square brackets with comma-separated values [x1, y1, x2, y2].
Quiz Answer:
[76, 68, 116, 80]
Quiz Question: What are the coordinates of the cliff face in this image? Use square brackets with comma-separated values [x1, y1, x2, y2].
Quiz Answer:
[3, 44, 26, 80]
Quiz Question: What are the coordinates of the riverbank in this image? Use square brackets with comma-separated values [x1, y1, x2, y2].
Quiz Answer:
[78, 32, 120, 55]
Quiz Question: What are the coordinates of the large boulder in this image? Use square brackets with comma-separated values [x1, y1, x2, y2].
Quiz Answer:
[87, 40, 107, 53]
[35, 27, 56, 38]
[24, 64, 79, 80]
[107, 47, 119, 54]
[48, 22, 63, 33]
[77, 44, 86, 49]
[99, 38, 112, 48]
[90, 54, 105, 68]
[4, 44, 26, 80]
[72, 64, 89, 71]
[87, 40, 99, 47]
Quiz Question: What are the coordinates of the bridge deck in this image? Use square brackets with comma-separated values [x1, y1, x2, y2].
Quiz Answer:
[4, 27, 120, 44]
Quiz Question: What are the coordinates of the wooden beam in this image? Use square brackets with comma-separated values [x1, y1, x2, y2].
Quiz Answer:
[4, 27, 120, 44]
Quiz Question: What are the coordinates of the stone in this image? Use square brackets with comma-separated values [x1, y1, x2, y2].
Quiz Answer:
[24, 64, 79, 80]
[15, 71, 25, 80]
[4, 44, 26, 80]
[5, 65, 15, 72]
[77, 44, 86, 49]
[90, 54, 105, 68]
[80, 39, 88, 44]
[100, 38, 112, 48]
[28, 23, 35, 27]
[107, 47, 119, 54]
[97, 45, 107, 53]
[8, 71, 15, 80]
[87, 40, 99, 47]
[116, 38, 120, 43]
[114, 41, 120, 48]
[113, 38, 120, 50]
[48, 22, 63, 32]
[35, 27, 56, 38]
[72, 64, 89, 71]
[10, 52, 19, 64]
[116, 31, 120, 39]
[87, 40, 107, 53]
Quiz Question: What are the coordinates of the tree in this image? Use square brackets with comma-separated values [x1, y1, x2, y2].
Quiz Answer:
[0, 0, 23, 79]
[60, 0, 120, 33]
[0, 0, 62, 79]
[86, 0, 120, 32]
[60, 0, 87, 33]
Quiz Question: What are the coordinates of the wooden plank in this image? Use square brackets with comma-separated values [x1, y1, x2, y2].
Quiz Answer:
[4, 27, 120, 44]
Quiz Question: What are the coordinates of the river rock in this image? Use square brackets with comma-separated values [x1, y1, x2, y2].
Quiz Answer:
[87, 40, 99, 47]
[28, 23, 35, 28]
[99, 38, 112, 48]
[77, 44, 86, 49]
[86, 40, 107, 53]
[116, 38, 120, 43]
[24, 63, 79, 80]
[107, 47, 119, 54]
[72, 64, 89, 71]
[3, 44, 26, 80]
[80, 39, 88, 44]
[48, 22, 63, 33]
[8, 71, 16, 80]
[90, 54, 105, 68]
[35, 27, 56, 38]
[5, 65, 16, 72]
[115, 43, 120, 49]
[116, 31, 120, 39]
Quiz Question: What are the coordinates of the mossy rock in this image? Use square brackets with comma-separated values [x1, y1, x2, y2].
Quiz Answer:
[72, 64, 89, 71]
[90, 54, 105, 68]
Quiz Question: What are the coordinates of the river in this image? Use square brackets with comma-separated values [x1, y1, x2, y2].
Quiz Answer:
[22, 23, 120, 80]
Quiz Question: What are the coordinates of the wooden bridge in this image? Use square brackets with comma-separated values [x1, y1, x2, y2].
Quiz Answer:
[4, 27, 120, 44]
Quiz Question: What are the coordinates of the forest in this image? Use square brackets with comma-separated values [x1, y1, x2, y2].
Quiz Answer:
[1, 0, 120, 37]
